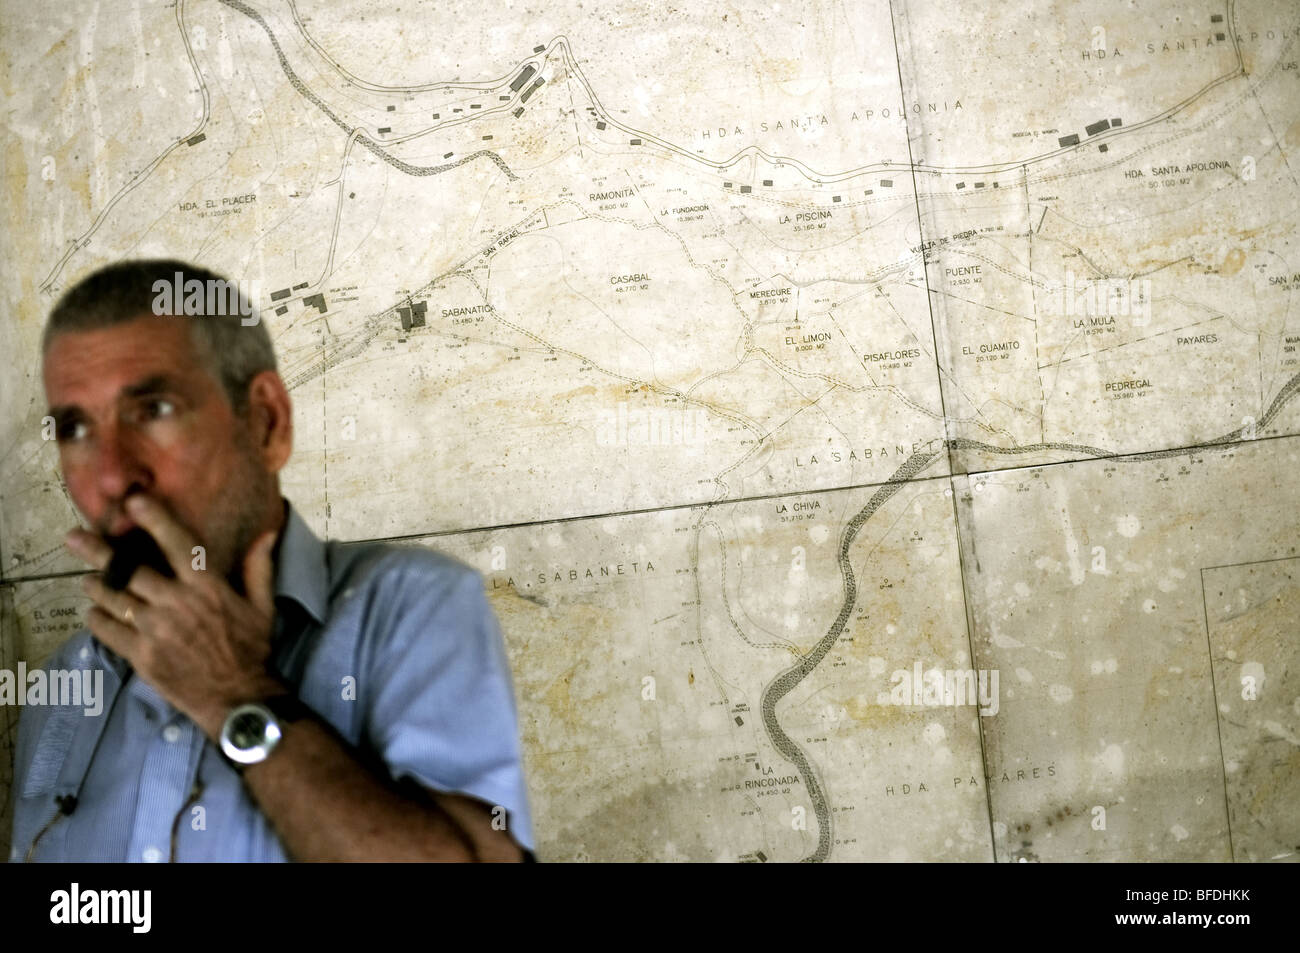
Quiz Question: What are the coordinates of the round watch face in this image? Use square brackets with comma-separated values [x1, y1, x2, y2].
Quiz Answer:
[221, 703, 284, 764]
[229, 710, 269, 749]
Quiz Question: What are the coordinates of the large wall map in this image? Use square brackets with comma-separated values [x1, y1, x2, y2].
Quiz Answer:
[2, 0, 1297, 861]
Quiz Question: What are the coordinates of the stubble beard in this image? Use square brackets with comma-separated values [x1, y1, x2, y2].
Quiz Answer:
[205, 422, 278, 594]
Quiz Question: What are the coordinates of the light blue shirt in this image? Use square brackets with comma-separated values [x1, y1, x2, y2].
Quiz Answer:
[10, 499, 534, 861]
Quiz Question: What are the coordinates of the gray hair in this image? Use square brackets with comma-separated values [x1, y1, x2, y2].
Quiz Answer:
[42, 258, 277, 413]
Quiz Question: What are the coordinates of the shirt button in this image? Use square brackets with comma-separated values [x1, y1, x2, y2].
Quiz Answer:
[79, 646, 91, 661]
[162, 725, 182, 744]
[142, 846, 163, 863]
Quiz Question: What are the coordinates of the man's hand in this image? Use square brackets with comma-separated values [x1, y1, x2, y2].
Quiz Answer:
[69, 493, 284, 739]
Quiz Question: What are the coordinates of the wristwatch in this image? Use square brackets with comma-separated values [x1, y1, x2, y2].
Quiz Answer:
[219, 695, 310, 771]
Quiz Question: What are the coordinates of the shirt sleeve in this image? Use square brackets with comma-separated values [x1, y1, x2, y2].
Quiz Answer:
[360, 557, 535, 854]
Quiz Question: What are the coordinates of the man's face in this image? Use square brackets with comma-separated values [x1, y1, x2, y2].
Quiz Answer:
[43, 312, 276, 581]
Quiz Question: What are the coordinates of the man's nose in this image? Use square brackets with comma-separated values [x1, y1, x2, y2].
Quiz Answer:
[93, 425, 150, 502]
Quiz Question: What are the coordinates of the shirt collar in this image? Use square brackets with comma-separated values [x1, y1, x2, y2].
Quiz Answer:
[274, 498, 330, 627]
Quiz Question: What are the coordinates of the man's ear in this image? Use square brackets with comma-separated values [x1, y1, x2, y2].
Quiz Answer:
[243, 370, 293, 472]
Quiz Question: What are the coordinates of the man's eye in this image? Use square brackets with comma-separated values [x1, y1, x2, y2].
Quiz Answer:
[142, 398, 176, 420]
[57, 420, 88, 442]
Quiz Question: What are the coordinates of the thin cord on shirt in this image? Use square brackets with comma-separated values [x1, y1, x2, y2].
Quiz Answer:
[169, 773, 207, 862]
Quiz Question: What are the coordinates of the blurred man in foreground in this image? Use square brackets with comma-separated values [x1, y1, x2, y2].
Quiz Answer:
[11, 259, 534, 862]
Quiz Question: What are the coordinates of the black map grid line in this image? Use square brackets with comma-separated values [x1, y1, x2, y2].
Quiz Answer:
[1198, 566, 1237, 863]
[3, 425, 1299, 589]
[887, 0, 998, 866]
[1197, 553, 1300, 863]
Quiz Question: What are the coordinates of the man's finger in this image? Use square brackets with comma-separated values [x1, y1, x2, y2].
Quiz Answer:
[85, 606, 142, 661]
[242, 530, 278, 620]
[120, 564, 184, 609]
[124, 494, 199, 579]
[65, 527, 113, 571]
[81, 574, 147, 627]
